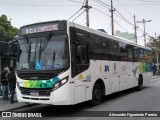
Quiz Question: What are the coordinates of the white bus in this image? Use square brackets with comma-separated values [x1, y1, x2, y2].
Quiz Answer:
[9, 20, 153, 105]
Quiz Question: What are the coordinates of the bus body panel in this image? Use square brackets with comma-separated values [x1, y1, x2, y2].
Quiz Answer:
[119, 61, 128, 91]
[69, 64, 91, 104]
[15, 20, 153, 105]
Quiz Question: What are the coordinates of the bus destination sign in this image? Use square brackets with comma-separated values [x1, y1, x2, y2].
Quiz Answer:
[19, 21, 67, 35]
[25, 24, 58, 34]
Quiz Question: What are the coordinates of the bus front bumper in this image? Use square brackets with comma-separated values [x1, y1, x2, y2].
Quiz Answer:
[16, 84, 71, 105]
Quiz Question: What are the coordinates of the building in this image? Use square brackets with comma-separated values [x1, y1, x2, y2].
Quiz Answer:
[115, 31, 136, 43]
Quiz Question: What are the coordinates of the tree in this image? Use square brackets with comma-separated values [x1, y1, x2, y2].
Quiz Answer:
[0, 14, 18, 42]
[147, 35, 160, 64]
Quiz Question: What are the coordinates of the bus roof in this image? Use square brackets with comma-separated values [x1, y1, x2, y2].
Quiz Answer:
[19, 20, 151, 50]
[68, 21, 151, 50]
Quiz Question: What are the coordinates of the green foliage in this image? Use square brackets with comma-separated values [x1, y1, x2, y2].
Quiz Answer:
[0, 14, 18, 42]
[147, 35, 160, 63]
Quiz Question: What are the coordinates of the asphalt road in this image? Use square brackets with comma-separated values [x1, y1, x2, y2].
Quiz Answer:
[1, 78, 160, 120]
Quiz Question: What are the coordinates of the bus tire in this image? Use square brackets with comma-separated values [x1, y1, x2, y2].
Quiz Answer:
[137, 75, 143, 91]
[91, 83, 102, 106]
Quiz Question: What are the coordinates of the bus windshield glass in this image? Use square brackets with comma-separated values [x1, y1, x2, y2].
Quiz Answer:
[17, 34, 69, 71]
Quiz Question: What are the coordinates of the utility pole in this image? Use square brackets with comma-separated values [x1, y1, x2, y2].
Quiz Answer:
[83, 0, 92, 27]
[137, 19, 151, 46]
[134, 14, 138, 43]
[110, 0, 115, 35]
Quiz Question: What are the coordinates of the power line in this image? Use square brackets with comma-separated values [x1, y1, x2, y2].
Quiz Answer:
[137, 27, 145, 34]
[114, 20, 129, 32]
[96, 0, 111, 7]
[115, 0, 154, 39]
[92, 7, 110, 17]
[138, 0, 160, 4]
[116, 0, 133, 17]
[93, 4, 131, 34]
[93, 0, 110, 9]
[114, 11, 134, 26]
[0, 2, 82, 6]
[114, 4, 160, 6]
[1, 2, 160, 7]
[93, 0, 153, 44]
[106, 23, 112, 33]
[116, 16, 134, 22]
[94, 0, 153, 39]
[68, 6, 83, 20]
[72, 10, 86, 21]
[93, 6, 129, 33]
[80, 17, 86, 24]
[69, 0, 83, 4]
[69, 0, 91, 27]
[146, 25, 155, 34]
[93, 0, 134, 35]
[93, 1, 151, 43]
[137, 36, 144, 41]
[82, 0, 86, 5]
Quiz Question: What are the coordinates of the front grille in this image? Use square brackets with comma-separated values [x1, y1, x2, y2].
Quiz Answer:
[20, 87, 52, 96]
[18, 72, 55, 80]
[23, 97, 50, 101]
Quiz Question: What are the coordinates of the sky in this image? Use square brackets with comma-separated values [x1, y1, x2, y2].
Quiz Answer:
[0, 0, 159, 46]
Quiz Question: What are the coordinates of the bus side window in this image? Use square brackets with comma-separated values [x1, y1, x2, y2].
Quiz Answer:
[71, 43, 89, 78]
[134, 47, 139, 62]
[76, 44, 89, 64]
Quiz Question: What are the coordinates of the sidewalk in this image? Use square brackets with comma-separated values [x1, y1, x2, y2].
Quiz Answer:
[0, 95, 29, 111]
[152, 75, 160, 79]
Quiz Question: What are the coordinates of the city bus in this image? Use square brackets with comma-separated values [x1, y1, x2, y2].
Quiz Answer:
[9, 20, 153, 105]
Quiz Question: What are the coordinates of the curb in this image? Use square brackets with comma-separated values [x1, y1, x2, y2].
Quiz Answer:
[152, 76, 160, 79]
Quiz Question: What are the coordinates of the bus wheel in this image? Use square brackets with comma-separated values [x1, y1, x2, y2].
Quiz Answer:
[137, 75, 143, 91]
[91, 83, 102, 106]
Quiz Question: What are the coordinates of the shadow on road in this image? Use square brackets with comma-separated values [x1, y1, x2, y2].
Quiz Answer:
[102, 86, 149, 103]
[15, 87, 150, 117]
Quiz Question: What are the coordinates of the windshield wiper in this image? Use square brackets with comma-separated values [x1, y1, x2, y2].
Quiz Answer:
[52, 51, 55, 68]
[28, 42, 31, 63]
[39, 33, 52, 52]
[39, 39, 42, 62]
[39, 33, 52, 62]
[24, 36, 31, 63]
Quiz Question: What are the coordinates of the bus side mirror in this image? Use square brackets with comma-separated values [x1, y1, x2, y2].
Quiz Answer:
[7, 40, 21, 62]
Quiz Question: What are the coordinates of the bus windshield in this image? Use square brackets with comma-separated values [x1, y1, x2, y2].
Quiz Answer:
[17, 34, 69, 71]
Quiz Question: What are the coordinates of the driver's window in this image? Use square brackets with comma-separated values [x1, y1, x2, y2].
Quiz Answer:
[76, 44, 89, 64]
[71, 42, 89, 78]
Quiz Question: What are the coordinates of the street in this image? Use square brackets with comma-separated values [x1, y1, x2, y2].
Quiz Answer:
[1, 78, 160, 120]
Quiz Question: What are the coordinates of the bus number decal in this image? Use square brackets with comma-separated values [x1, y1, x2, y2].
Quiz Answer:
[105, 65, 109, 72]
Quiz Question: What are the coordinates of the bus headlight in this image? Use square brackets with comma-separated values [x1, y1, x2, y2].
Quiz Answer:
[53, 76, 68, 91]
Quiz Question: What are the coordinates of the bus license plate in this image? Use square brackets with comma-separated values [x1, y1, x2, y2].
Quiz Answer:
[30, 91, 39, 96]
